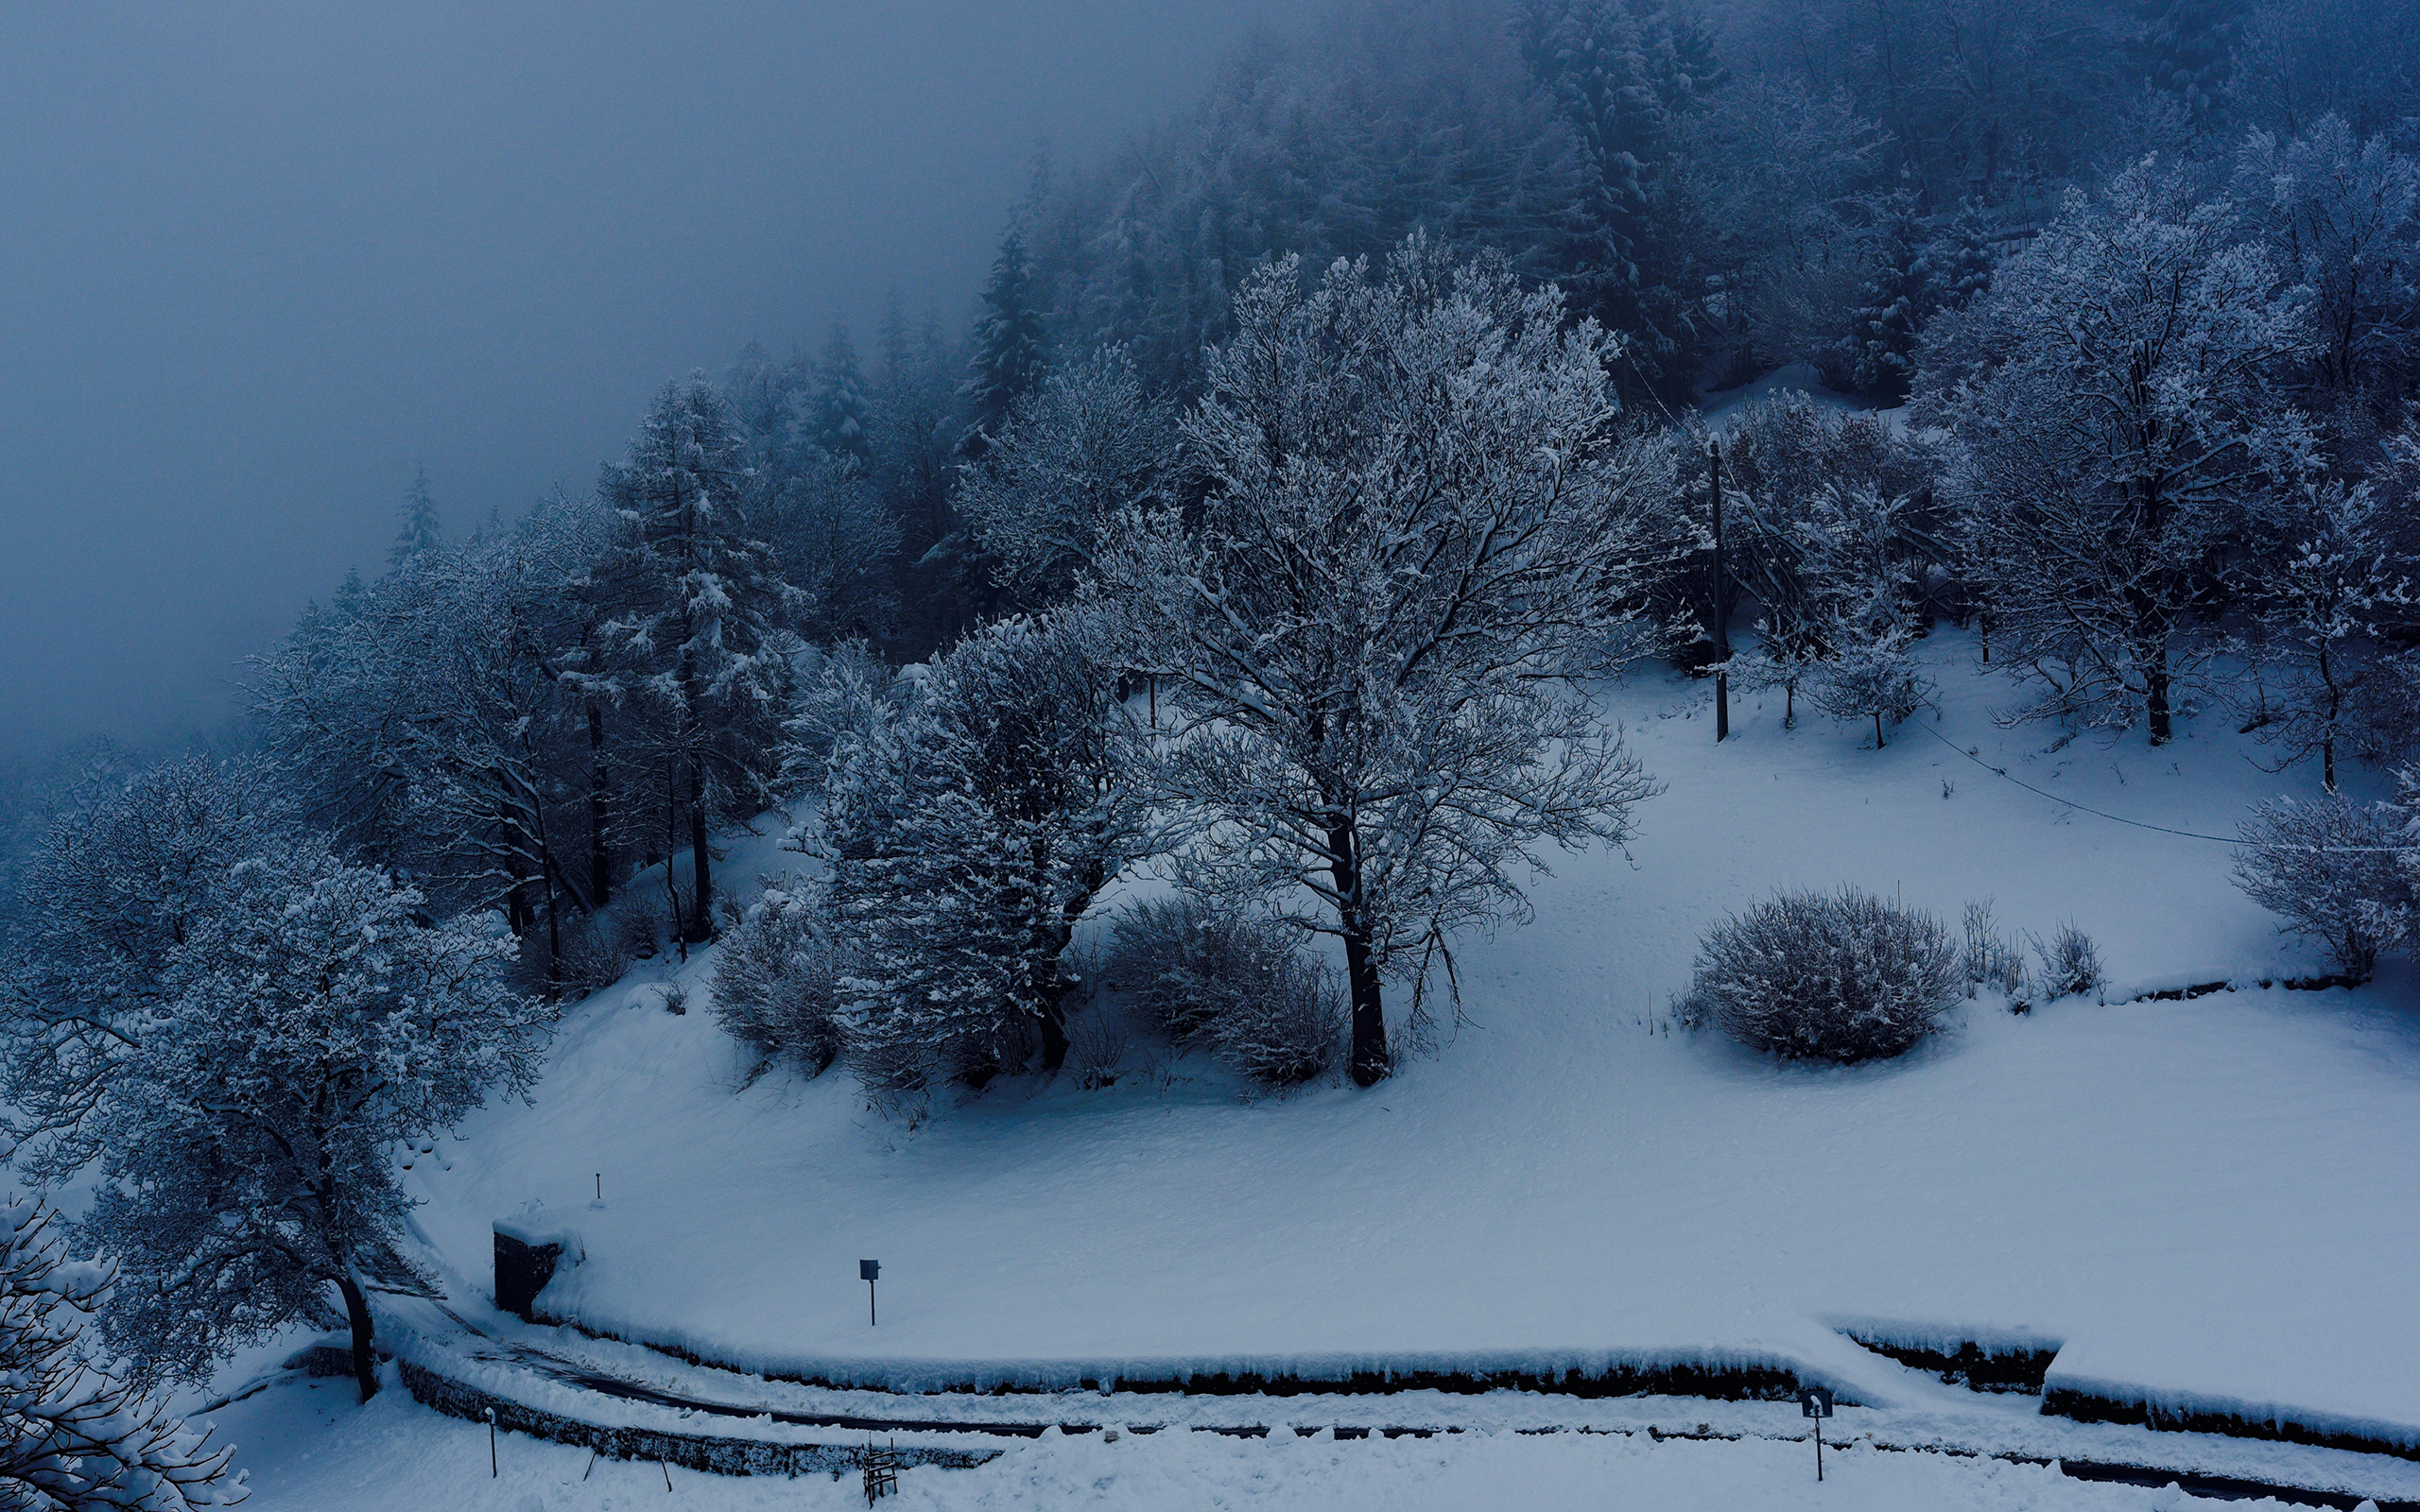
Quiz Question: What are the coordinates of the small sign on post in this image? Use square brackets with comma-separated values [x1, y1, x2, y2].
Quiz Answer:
[860, 1259, 880, 1326]
[1798, 1385, 1834, 1481]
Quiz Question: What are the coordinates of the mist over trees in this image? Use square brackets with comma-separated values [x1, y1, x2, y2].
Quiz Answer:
[6, 0, 2420, 1399]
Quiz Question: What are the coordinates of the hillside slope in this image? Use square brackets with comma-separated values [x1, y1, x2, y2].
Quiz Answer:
[401, 632, 2420, 1443]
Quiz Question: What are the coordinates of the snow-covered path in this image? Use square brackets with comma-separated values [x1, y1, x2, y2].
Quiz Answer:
[202, 1371, 2411, 1512]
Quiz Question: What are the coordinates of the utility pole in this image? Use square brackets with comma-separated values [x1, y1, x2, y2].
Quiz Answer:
[1710, 439, 1730, 742]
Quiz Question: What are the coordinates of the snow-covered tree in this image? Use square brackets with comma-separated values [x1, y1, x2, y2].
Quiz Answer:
[255, 493, 621, 964]
[753, 448, 898, 642]
[1096, 241, 1667, 1086]
[2236, 479, 2413, 787]
[1802, 483, 1936, 747]
[809, 321, 873, 469]
[711, 876, 850, 1075]
[1930, 160, 2317, 744]
[957, 346, 1179, 609]
[1935, 199, 1996, 313]
[2134, 0, 2245, 128]
[2, 759, 291, 1182]
[389, 466, 442, 569]
[961, 227, 1048, 458]
[80, 848, 550, 1402]
[1842, 191, 1935, 402]
[1515, 0, 1719, 404]
[1, 1188, 244, 1510]
[2232, 115, 2420, 412]
[819, 611, 1159, 1084]
[595, 376, 799, 942]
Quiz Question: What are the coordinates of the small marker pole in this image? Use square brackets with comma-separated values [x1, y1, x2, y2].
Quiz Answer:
[1798, 1385, 1831, 1483]
[596, 1173, 602, 1202]
[486, 1406, 497, 1478]
[860, 1260, 880, 1326]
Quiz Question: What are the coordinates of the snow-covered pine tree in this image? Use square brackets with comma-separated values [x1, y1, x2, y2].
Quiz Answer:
[957, 345, 1178, 610]
[1933, 160, 2316, 744]
[80, 847, 551, 1402]
[1936, 198, 1996, 313]
[1802, 483, 1935, 747]
[1, 1188, 243, 1510]
[2134, 0, 2244, 129]
[389, 466, 442, 569]
[1843, 191, 1936, 402]
[2236, 478, 2413, 788]
[1515, 0, 1720, 406]
[961, 227, 1049, 459]
[873, 294, 960, 558]
[819, 611, 1159, 1084]
[809, 321, 873, 469]
[595, 375, 799, 942]
[1095, 239, 1668, 1087]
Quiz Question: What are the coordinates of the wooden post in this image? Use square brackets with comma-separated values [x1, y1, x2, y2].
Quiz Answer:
[1710, 440, 1730, 742]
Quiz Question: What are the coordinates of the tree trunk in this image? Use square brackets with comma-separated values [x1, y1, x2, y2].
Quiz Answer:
[1342, 928, 1386, 1088]
[1037, 1007, 1070, 1072]
[1874, 709, 1886, 748]
[2146, 654, 2172, 746]
[686, 759, 713, 942]
[587, 699, 611, 907]
[337, 1272, 379, 1403]
[1327, 820, 1388, 1087]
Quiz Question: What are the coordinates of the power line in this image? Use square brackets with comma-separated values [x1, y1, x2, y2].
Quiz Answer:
[1910, 717, 2406, 851]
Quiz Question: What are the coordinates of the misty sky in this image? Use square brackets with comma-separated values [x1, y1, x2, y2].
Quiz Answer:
[0, 1, 1262, 761]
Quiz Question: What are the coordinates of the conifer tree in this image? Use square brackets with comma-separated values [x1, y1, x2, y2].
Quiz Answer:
[1844, 192, 1936, 402]
[596, 376, 798, 940]
[1936, 198, 1996, 312]
[962, 227, 1049, 458]
[389, 466, 442, 568]
[811, 321, 873, 469]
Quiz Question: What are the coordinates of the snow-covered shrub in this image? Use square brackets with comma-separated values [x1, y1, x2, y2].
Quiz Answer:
[1686, 887, 1961, 1061]
[554, 918, 631, 1000]
[2031, 922, 2104, 1000]
[613, 893, 664, 961]
[1, 1189, 244, 1510]
[710, 881, 849, 1074]
[1065, 1013, 1131, 1091]
[1106, 897, 1342, 1087]
[1961, 900, 2028, 999]
[2234, 795, 2411, 982]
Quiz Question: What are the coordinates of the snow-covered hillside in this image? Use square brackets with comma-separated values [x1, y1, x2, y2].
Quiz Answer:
[389, 632, 2420, 1450]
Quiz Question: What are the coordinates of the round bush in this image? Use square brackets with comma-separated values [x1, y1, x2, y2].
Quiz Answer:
[1686, 887, 1959, 1061]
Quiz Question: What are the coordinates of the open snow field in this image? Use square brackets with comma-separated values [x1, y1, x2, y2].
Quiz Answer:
[371, 629, 2420, 1456]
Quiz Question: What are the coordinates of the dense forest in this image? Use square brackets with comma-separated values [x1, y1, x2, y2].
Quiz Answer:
[6, 0, 2420, 1427]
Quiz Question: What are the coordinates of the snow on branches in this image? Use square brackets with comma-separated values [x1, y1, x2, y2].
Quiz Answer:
[80, 847, 551, 1401]
[1932, 158, 2319, 745]
[816, 611, 1161, 1087]
[1094, 236, 1668, 1086]
[1, 1190, 244, 1511]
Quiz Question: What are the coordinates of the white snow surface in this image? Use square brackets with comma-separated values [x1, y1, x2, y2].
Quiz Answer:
[400, 632, 2420, 1447]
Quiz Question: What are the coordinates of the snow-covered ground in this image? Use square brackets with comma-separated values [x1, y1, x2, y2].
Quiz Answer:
[203, 1370, 2372, 1512]
[357, 629, 2420, 1467]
